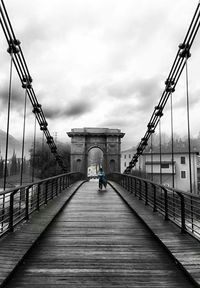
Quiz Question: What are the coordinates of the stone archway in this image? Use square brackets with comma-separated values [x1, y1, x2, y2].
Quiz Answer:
[67, 127, 125, 175]
[87, 146, 104, 177]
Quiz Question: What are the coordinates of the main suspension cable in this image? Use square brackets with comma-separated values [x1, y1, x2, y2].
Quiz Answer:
[0, 0, 67, 171]
[125, 1, 200, 173]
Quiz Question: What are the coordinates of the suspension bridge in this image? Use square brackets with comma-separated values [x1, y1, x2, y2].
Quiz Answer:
[0, 1, 200, 287]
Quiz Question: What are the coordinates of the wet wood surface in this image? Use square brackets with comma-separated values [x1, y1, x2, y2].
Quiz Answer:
[3, 180, 195, 288]
[110, 181, 200, 287]
[0, 181, 85, 287]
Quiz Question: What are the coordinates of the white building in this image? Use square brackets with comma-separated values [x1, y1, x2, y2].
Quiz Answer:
[121, 148, 199, 194]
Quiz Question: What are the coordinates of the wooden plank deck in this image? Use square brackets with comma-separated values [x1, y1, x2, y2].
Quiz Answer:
[3, 180, 195, 288]
[0, 180, 86, 287]
[109, 181, 200, 287]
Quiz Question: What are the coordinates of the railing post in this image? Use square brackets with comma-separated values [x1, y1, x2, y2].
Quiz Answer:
[135, 178, 137, 196]
[56, 178, 58, 196]
[65, 175, 70, 188]
[152, 183, 157, 212]
[145, 181, 148, 205]
[139, 179, 142, 200]
[25, 187, 29, 221]
[51, 180, 54, 199]
[37, 184, 41, 211]
[9, 193, 14, 232]
[127, 176, 130, 191]
[130, 177, 133, 193]
[163, 188, 168, 220]
[124, 176, 126, 189]
[121, 175, 123, 188]
[179, 193, 186, 233]
[1, 195, 5, 231]
[61, 176, 64, 190]
[59, 177, 62, 193]
[45, 181, 48, 204]
[126, 176, 129, 191]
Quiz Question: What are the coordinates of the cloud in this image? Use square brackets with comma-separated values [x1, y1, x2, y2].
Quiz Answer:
[44, 99, 93, 120]
[0, 81, 25, 111]
[1, 0, 200, 149]
[100, 116, 131, 128]
[106, 77, 163, 112]
[169, 89, 200, 111]
[66, 100, 92, 117]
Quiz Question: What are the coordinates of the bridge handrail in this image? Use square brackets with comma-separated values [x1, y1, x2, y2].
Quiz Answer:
[0, 172, 85, 237]
[0, 172, 81, 196]
[108, 173, 200, 240]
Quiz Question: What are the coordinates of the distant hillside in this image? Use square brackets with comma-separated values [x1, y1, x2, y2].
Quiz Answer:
[0, 129, 31, 159]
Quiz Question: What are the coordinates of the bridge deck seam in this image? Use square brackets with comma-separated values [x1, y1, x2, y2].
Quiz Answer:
[109, 181, 200, 288]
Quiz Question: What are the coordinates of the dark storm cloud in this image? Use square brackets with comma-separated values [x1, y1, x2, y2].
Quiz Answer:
[44, 99, 93, 120]
[66, 100, 92, 117]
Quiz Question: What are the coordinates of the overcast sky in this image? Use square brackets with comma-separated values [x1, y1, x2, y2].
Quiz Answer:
[0, 0, 200, 149]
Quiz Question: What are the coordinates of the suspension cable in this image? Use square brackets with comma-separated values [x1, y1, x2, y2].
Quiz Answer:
[150, 134, 153, 181]
[32, 116, 37, 182]
[20, 87, 27, 186]
[159, 120, 162, 184]
[170, 92, 175, 188]
[185, 58, 193, 193]
[0, 0, 67, 171]
[3, 52, 13, 190]
[125, 1, 200, 173]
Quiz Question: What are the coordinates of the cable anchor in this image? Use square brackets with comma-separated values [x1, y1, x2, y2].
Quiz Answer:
[179, 43, 191, 58]
[7, 39, 20, 54]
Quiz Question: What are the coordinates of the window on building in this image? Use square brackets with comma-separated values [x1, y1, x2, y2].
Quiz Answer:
[181, 171, 186, 179]
[161, 163, 169, 169]
[181, 156, 186, 164]
[124, 155, 126, 159]
[129, 154, 131, 158]
[124, 162, 126, 167]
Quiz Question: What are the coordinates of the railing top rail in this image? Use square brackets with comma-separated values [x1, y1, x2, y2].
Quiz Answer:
[166, 186, 200, 198]
[110, 172, 200, 199]
[111, 172, 164, 188]
[0, 171, 83, 196]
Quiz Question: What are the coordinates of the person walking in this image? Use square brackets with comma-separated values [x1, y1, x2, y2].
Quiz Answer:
[97, 167, 107, 190]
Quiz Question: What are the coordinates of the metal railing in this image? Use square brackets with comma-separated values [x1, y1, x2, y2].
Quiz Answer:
[0, 172, 84, 237]
[109, 173, 200, 240]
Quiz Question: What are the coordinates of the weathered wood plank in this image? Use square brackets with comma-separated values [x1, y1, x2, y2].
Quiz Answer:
[110, 181, 200, 287]
[3, 180, 195, 287]
[0, 181, 85, 287]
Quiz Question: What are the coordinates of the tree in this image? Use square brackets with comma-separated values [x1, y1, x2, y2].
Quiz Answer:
[10, 150, 18, 176]
[17, 159, 21, 175]
[29, 141, 71, 179]
[0, 157, 3, 178]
